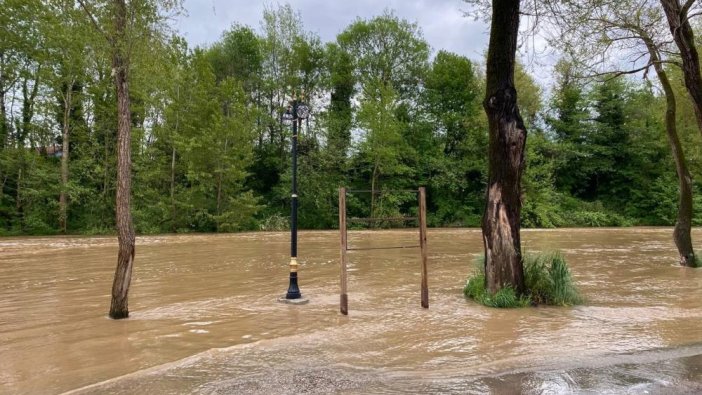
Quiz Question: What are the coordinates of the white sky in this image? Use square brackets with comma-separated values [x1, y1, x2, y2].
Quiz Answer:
[174, 0, 555, 88]
[176, 1, 488, 60]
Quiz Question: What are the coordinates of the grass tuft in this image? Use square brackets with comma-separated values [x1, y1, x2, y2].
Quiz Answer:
[692, 255, 702, 268]
[463, 256, 530, 308]
[463, 251, 582, 308]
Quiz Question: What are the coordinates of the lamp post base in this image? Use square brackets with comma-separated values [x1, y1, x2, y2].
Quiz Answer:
[277, 296, 309, 305]
[285, 257, 302, 299]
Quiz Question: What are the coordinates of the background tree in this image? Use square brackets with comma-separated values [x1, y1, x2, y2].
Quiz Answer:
[337, 12, 429, 217]
[2, 1, 700, 240]
[78, 0, 181, 318]
[423, 50, 486, 226]
[660, 0, 702, 135]
[542, 0, 696, 265]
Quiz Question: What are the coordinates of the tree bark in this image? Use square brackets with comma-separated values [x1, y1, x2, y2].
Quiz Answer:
[109, 0, 135, 319]
[660, 0, 702, 136]
[481, 0, 526, 295]
[15, 68, 40, 226]
[370, 162, 378, 222]
[59, 82, 73, 234]
[20, 66, 40, 145]
[0, 54, 7, 149]
[644, 39, 696, 266]
[170, 146, 176, 232]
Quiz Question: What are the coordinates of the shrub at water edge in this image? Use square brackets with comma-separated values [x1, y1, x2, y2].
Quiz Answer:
[463, 252, 582, 307]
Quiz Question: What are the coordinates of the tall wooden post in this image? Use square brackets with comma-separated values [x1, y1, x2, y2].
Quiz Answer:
[339, 187, 348, 315]
[418, 187, 428, 308]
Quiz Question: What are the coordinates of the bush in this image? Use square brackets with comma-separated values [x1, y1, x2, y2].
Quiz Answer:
[259, 213, 289, 231]
[464, 251, 582, 307]
[524, 252, 582, 306]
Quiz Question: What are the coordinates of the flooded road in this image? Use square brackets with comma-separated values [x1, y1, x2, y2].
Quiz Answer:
[1, 228, 702, 394]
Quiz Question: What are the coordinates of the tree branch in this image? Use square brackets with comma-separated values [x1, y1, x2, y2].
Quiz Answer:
[577, 61, 654, 82]
[683, 10, 702, 23]
[76, 0, 110, 42]
[681, 0, 698, 17]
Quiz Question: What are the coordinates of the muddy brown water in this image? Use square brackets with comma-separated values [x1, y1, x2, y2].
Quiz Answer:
[1, 228, 702, 394]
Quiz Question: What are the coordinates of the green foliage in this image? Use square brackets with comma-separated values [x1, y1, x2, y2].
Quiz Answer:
[259, 213, 289, 231]
[423, 51, 486, 227]
[464, 252, 582, 308]
[693, 256, 702, 269]
[337, 11, 429, 100]
[1, 4, 699, 235]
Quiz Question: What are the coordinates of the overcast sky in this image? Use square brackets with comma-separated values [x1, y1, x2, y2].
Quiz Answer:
[176, 0, 489, 59]
[175, 1, 555, 88]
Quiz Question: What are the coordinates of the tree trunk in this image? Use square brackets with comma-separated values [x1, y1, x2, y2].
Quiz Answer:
[109, 0, 135, 320]
[0, 62, 7, 149]
[170, 87, 179, 233]
[170, 146, 176, 232]
[20, 66, 40, 145]
[216, 172, 223, 217]
[481, 0, 526, 295]
[59, 83, 73, 234]
[103, 132, 109, 199]
[645, 40, 696, 266]
[660, 0, 702, 135]
[370, 162, 379, 222]
[16, 167, 22, 226]
[0, 92, 6, 149]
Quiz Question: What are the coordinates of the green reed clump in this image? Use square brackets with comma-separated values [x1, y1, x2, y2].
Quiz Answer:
[463, 252, 582, 308]
[524, 252, 582, 306]
[463, 256, 530, 308]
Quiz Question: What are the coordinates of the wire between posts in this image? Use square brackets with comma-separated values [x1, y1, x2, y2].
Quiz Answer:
[345, 189, 419, 194]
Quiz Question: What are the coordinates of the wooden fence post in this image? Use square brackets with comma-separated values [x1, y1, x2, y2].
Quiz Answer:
[418, 187, 428, 308]
[339, 187, 348, 315]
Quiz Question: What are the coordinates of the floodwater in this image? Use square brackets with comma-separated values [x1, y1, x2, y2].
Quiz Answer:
[1, 228, 702, 394]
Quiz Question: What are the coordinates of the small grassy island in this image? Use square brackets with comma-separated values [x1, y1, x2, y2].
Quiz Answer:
[464, 252, 583, 308]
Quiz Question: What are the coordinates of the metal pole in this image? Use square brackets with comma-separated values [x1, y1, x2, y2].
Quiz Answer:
[286, 100, 301, 299]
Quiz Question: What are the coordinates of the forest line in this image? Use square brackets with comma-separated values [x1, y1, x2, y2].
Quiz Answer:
[2, 1, 702, 236]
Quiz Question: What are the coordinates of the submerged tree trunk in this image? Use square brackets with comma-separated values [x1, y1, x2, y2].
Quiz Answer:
[481, 0, 526, 294]
[645, 40, 696, 266]
[109, 0, 135, 319]
[59, 83, 73, 234]
[660, 0, 702, 135]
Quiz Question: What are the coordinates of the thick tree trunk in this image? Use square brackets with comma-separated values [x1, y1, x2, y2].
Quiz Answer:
[645, 41, 696, 266]
[109, 0, 135, 320]
[481, 0, 526, 295]
[660, 0, 702, 135]
[59, 83, 72, 234]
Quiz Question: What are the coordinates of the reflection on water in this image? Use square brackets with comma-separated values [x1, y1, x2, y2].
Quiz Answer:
[1, 228, 702, 394]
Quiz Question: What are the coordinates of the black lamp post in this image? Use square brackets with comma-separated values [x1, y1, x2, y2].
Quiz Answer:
[282, 96, 310, 300]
